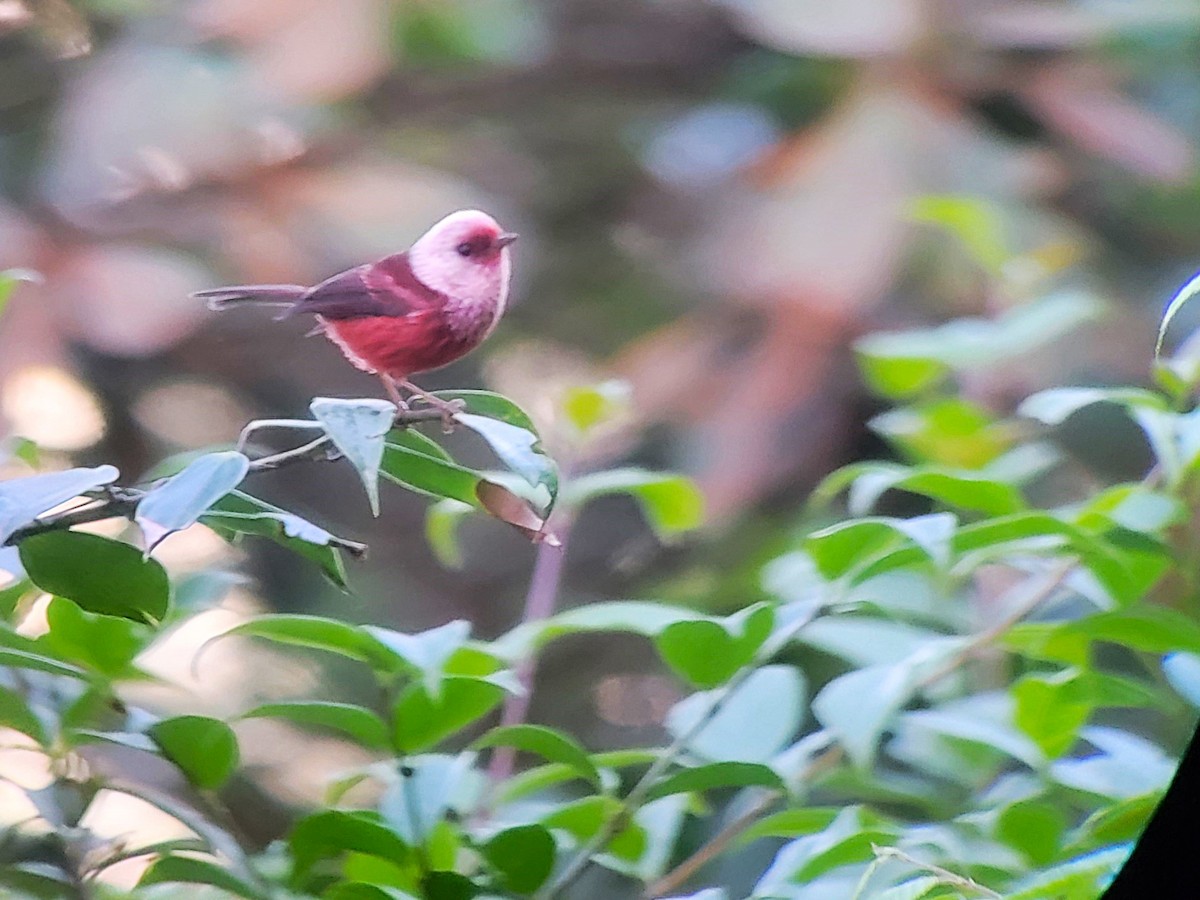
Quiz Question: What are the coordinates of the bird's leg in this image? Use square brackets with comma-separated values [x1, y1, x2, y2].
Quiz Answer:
[400, 379, 465, 432]
[380, 374, 409, 413]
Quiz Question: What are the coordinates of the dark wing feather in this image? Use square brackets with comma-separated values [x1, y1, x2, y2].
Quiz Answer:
[286, 253, 443, 320]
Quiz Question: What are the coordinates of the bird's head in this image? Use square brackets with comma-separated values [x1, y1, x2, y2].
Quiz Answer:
[409, 209, 517, 305]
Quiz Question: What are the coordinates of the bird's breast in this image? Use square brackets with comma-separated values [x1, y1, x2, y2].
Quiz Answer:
[319, 311, 490, 378]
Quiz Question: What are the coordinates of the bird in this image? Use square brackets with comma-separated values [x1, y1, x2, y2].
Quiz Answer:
[194, 209, 517, 417]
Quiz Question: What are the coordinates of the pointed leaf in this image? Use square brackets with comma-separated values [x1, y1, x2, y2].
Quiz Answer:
[136, 451, 249, 549]
[139, 856, 264, 899]
[565, 469, 704, 537]
[312, 397, 397, 516]
[655, 604, 775, 687]
[213, 615, 397, 671]
[203, 490, 363, 586]
[1156, 270, 1200, 359]
[392, 678, 504, 752]
[645, 761, 783, 801]
[473, 724, 601, 788]
[0, 465, 119, 544]
[364, 620, 470, 698]
[240, 702, 390, 750]
[40, 596, 150, 676]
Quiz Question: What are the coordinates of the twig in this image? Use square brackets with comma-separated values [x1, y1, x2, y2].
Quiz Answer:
[864, 845, 1002, 899]
[2, 407, 446, 546]
[486, 513, 574, 788]
[643, 745, 845, 899]
[915, 556, 1078, 691]
[536, 612, 818, 900]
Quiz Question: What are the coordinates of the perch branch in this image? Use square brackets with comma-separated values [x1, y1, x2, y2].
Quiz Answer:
[3, 407, 446, 546]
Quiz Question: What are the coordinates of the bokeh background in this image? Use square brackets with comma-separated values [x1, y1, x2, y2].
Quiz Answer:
[3, 0, 1200, 890]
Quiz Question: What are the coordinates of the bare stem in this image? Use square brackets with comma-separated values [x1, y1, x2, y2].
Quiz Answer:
[3, 407, 446, 547]
[487, 515, 574, 787]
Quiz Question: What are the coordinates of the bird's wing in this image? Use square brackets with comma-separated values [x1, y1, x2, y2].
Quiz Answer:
[288, 253, 443, 320]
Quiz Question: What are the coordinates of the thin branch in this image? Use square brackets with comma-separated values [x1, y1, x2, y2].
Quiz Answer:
[536, 612, 818, 900]
[644, 744, 845, 899]
[868, 845, 1002, 899]
[916, 556, 1078, 691]
[486, 513, 574, 789]
[2, 407, 447, 546]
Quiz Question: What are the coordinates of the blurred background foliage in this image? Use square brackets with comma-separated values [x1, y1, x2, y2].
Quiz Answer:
[3, 0, 1200, 895]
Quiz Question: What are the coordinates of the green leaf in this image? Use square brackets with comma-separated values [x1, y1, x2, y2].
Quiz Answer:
[562, 381, 632, 436]
[998, 799, 1066, 866]
[456, 411, 558, 508]
[203, 490, 363, 586]
[364, 620, 470, 698]
[812, 662, 924, 769]
[645, 761, 783, 801]
[857, 292, 1100, 399]
[667, 665, 805, 763]
[379, 753, 476, 844]
[1065, 793, 1162, 854]
[1005, 845, 1131, 900]
[138, 855, 264, 899]
[19, 531, 169, 622]
[39, 596, 150, 676]
[1013, 670, 1093, 758]
[1156, 270, 1200, 359]
[805, 513, 956, 580]
[325, 885, 419, 900]
[392, 677, 505, 752]
[911, 194, 1008, 273]
[1018, 387, 1166, 426]
[212, 614, 399, 671]
[0, 268, 40, 319]
[741, 808, 841, 842]
[289, 809, 412, 877]
[381, 441, 549, 540]
[312, 397, 397, 516]
[424, 499, 473, 568]
[754, 807, 898, 892]
[821, 462, 1025, 516]
[0, 684, 47, 745]
[1066, 607, 1200, 655]
[472, 724, 600, 788]
[150, 715, 239, 789]
[1051, 727, 1175, 799]
[136, 451, 249, 549]
[494, 600, 707, 660]
[564, 469, 704, 537]
[0, 465, 119, 544]
[1164, 651, 1200, 707]
[655, 603, 774, 687]
[0, 647, 87, 679]
[540, 795, 647, 862]
[870, 398, 1008, 468]
[240, 701, 390, 749]
[482, 824, 556, 893]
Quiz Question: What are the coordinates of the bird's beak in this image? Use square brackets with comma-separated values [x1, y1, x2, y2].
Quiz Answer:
[496, 232, 519, 248]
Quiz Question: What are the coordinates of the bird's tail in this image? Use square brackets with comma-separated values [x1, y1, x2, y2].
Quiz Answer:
[193, 284, 307, 311]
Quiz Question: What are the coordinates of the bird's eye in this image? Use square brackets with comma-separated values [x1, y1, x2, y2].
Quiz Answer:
[456, 242, 473, 257]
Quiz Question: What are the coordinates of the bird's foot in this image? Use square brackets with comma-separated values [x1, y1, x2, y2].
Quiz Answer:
[400, 380, 464, 432]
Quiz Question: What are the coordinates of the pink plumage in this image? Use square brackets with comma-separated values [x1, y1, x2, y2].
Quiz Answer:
[195, 210, 517, 410]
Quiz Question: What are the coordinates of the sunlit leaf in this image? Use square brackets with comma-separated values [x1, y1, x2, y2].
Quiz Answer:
[19, 531, 169, 622]
[135, 451, 249, 549]
[312, 397, 397, 516]
[645, 761, 783, 801]
[424, 499, 473, 568]
[39, 596, 150, 677]
[1005, 845, 1131, 900]
[379, 753, 476, 844]
[667, 665, 805, 763]
[564, 469, 704, 538]
[0, 465, 119, 545]
[204, 491, 362, 586]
